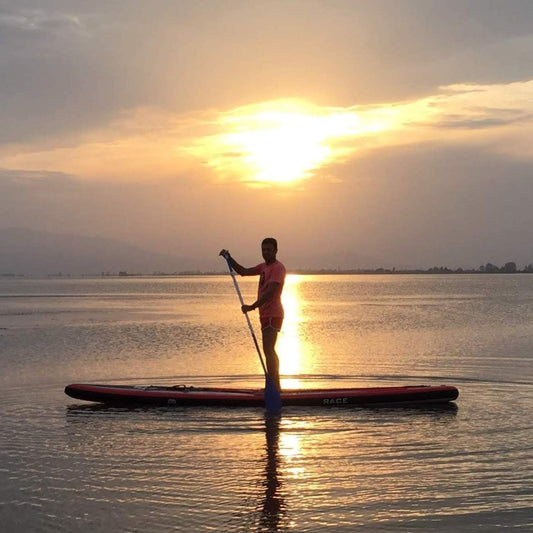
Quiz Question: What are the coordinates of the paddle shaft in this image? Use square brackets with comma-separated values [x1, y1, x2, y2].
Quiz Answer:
[224, 257, 268, 376]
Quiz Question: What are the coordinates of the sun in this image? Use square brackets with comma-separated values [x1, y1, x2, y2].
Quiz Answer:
[184, 99, 398, 186]
[218, 103, 333, 184]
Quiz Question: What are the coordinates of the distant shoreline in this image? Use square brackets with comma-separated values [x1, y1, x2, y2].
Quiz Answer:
[2, 267, 533, 279]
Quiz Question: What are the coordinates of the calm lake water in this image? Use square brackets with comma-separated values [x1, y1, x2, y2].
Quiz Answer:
[1, 274, 532, 532]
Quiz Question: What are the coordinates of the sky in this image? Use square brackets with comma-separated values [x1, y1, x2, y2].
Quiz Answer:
[1, 0, 533, 270]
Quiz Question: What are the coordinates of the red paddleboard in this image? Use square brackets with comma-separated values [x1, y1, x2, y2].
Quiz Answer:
[65, 383, 458, 407]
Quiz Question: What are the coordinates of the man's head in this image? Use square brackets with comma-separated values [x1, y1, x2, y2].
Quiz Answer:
[261, 237, 278, 264]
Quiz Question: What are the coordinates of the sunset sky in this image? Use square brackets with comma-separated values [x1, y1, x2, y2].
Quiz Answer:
[1, 0, 533, 270]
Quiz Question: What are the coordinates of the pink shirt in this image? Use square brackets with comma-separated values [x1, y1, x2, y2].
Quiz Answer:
[250, 260, 286, 318]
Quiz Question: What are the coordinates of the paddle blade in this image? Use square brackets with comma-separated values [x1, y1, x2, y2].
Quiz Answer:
[264, 375, 282, 413]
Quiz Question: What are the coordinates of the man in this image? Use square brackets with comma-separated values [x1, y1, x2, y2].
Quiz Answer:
[220, 238, 286, 391]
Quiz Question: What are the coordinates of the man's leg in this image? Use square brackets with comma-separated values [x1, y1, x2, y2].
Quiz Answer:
[262, 327, 281, 391]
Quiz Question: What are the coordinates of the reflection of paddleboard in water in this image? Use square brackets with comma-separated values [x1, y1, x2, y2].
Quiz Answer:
[64, 383, 459, 407]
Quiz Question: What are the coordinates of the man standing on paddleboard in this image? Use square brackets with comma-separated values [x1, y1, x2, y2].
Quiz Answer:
[220, 238, 286, 391]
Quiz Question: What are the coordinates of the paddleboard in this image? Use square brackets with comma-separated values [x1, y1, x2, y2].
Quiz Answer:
[64, 383, 458, 407]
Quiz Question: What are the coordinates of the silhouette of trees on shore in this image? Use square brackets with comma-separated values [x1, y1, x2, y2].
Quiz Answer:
[294, 261, 533, 275]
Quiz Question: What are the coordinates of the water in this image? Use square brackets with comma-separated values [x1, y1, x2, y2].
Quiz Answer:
[1, 274, 532, 531]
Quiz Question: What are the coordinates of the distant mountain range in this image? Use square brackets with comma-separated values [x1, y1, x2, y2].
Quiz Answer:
[0, 228, 196, 276]
[0, 227, 390, 276]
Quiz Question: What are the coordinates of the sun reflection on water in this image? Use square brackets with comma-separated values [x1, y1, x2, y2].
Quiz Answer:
[279, 275, 308, 389]
[279, 432, 301, 459]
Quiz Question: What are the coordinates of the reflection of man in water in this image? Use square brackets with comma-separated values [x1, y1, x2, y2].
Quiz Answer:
[260, 415, 286, 531]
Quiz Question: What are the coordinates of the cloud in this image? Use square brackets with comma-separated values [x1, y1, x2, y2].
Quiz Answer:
[1, 79, 531, 185]
[312, 141, 533, 268]
[1, 140, 532, 269]
[433, 113, 531, 130]
[2, 0, 533, 149]
[0, 8, 82, 33]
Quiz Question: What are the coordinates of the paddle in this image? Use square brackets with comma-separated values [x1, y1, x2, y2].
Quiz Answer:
[222, 254, 282, 413]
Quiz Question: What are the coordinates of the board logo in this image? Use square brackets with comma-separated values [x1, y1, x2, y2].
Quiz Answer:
[323, 397, 348, 405]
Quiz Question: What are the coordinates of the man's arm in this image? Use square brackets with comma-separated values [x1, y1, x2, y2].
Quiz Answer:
[219, 249, 257, 276]
[242, 282, 280, 313]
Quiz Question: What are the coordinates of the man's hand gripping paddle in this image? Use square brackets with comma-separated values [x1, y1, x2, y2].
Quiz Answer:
[222, 253, 282, 413]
